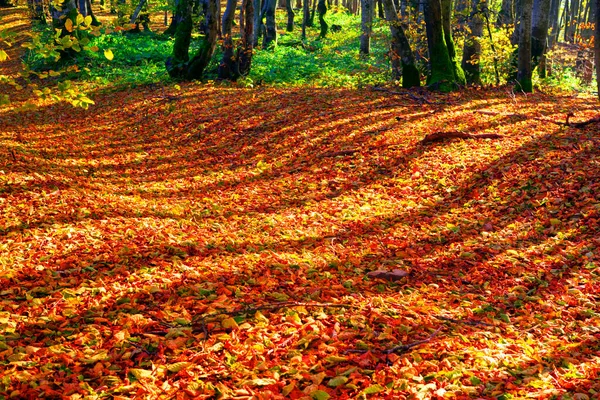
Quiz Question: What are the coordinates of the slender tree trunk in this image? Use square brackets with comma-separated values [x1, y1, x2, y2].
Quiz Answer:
[360, 0, 373, 54]
[219, 0, 237, 79]
[377, 0, 384, 17]
[285, 0, 294, 31]
[317, 0, 327, 37]
[531, 0, 551, 76]
[382, 0, 420, 86]
[566, 0, 579, 41]
[517, 0, 534, 92]
[253, 0, 263, 46]
[595, 0, 600, 99]
[462, 0, 483, 84]
[309, 0, 317, 25]
[263, 0, 277, 47]
[302, 0, 309, 37]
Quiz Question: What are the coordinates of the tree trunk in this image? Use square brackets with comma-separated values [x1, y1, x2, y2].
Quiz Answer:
[595, 0, 600, 99]
[441, 0, 465, 84]
[461, 0, 483, 84]
[360, 0, 373, 54]
[382, 0, 420, 87]
[317, 0, 327, 37]
[566, 0, 579, 42]
[219, 0, 254, 80]
[531, 0, 550, 76]
[166, 0, 219, 79]
[164, 0, 182, 35]
[424, 0, 464, 90]
[425, 0, 455, 90]
[219, 0, 237, 79]
[285, 0, 294, 31]
[377, 0, 384, 18]
[302, 0, 309, 38]
[253, 0, 262, 46]
[516, 0, 533, 92]
[263, 0, 277, 47]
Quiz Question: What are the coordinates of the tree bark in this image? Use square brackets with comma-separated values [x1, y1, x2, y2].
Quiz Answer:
[263, 0, 277, 47]
[317, 0, 327, 37]
[164, 0, 182, 35]
[219, 0, 254, 80]
[253, 0, 262, 46]
[382, 0, 420, 87]
[285, 0, 294, 31]
[461, 0, 483, 84]
[360, 0, 373, 54]
[218, 0, 237, 79]
[531, 0, 550, 76]
[591, 0, 600, 100]
[166, 0, 219, 79]
[302, 0, 309, 38]
[441, 0, 465, 84]
[424, 0, 464, 90]
[516, 0, 533, 92]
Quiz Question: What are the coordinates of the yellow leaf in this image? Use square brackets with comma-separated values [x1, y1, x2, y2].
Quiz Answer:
[0, 49, 8, 62]
[76, 13, 84, 25]
[221, 317, 238, 330]
[84, 15, 92, 26]
[104, 49, 114, 60]
[167, 362, 192, 372]
[65, 18, 74, 32]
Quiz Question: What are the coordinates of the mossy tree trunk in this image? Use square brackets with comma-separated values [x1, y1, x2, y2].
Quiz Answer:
[461, 0, 483, 84]
[382, 0, 420, 87]
[516, 0, 533, 92]
[219, 0, 254, 80]
[317, 0, 327, 37]
[424, 0, 461, 91]
[531, 0, 550, 76]
[441, 0, 466, 84]
[360, 0, 373, 54]
[166, 0, 219, 79]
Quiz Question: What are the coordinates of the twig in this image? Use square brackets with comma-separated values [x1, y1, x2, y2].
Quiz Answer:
[421, 131, 503, 144]
[384, 326, 443, 354]
[193, 301, 357, 324]
[345, 326, 443, 355]
[319, 149, 359, 158]
[434, 315, 495, 327]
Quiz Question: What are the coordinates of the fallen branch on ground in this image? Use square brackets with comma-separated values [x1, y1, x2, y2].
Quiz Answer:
[435, 315, 495, 327]
[319, 149, 359, 158]
[421, 131, 503, 144]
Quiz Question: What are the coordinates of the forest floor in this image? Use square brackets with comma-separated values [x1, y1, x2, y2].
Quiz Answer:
[1, 6, 600, 399]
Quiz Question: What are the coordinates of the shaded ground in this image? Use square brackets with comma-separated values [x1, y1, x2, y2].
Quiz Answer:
[1, 6, 600, 399]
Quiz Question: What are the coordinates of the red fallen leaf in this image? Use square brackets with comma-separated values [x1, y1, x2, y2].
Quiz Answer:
[366, 269, 409, 282]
